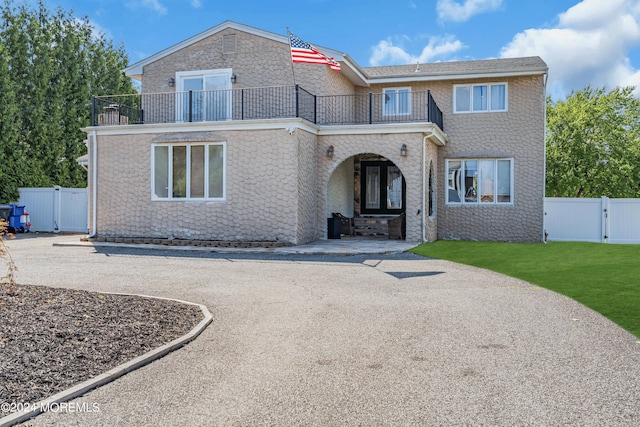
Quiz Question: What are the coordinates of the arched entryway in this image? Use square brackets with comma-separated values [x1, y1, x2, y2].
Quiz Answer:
[327, 153, 406, 239]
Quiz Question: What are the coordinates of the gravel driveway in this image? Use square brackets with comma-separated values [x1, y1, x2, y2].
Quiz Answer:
[7, 234, 640, 426]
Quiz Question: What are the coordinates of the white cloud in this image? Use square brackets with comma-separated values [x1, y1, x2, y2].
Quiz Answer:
[126, 0, 168, 15]
[436, 0, 502, 23]
[369, 35, 465, 66]
[190, 0, 202, 8]
[500, 0, 640, 98]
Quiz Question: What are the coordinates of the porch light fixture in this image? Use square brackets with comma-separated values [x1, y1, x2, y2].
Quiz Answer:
[326, 145, 334, 158]
[167, 77, 175, 87]
[230, 73, 237, 83]
[400, 144, 408, 157]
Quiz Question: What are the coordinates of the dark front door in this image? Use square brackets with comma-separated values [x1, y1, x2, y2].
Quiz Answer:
[360, 161, 405, 215]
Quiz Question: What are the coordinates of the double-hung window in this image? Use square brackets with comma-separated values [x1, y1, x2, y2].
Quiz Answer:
[446, 159, 513, 204]
[383, 87, 411, 116]
[153, 143, 225, 200]
[454, 83, 507, 113]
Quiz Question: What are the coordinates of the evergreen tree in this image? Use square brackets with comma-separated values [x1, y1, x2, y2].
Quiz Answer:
[0, 0, 135, 202]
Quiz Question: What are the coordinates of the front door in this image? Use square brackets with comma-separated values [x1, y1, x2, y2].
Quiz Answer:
[360, 161, 405, 215]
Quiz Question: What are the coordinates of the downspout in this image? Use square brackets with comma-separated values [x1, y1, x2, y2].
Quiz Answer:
[542, 69, 549, 243]
[422, 131, 434, 243]
[422, 135, 426, 242]
[85, 130, 98, 238]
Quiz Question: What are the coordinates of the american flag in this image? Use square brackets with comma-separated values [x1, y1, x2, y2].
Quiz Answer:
[288, 30, 341, 72]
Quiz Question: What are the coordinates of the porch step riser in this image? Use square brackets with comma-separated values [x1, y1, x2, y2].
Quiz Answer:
[354, 216, 395, 238]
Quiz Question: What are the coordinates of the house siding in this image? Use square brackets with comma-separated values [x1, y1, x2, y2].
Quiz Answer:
[359, 76, 544, 242]
[436, 75, 545, 242]
[142, 28, 355, 100]
[424, 140, 439, 243]
[327, 159, 355, 219]
[296, 129, 319, 244]
[93, 128, 309, 243]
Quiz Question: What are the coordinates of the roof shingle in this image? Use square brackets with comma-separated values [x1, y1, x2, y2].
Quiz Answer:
[362, 56, 547, 78]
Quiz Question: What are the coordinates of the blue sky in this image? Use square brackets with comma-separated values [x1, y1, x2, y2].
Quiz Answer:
[29, 0, 640, 99]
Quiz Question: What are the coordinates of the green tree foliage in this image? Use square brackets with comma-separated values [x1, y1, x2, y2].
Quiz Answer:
[0, 0, 134, 202]
[546, 86, 640, 198]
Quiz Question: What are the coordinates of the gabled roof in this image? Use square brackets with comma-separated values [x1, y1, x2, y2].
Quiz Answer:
[124, 20, 547, 86]
[124, 20, 349, 81]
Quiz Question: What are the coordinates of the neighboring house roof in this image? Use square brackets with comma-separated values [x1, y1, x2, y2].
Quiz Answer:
[124, 20, 547, 87]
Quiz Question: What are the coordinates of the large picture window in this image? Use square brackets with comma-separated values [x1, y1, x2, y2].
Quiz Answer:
[152, 143, 225, 200]
[454, 83, 507, 113]
[446, 159, 512, 204]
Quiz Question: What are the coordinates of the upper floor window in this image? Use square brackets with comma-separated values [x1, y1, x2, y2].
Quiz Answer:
[446, 158, 513, 204]
[383, 87, 411, 116]
[454, 83, 507, 113]
[152, 143, 225, 200]
[176, 69, 232, 122]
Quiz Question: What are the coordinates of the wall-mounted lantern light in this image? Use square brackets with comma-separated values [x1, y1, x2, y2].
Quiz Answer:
[400, 144, 408, 157]
[231, 73, 237, 83]
[167, 77, 175, 87]
[326, 145, 334, 158]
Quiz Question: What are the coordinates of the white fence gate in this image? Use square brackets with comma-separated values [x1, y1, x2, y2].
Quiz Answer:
[545, 197, 640, 244]
[18, 187, 88, 233]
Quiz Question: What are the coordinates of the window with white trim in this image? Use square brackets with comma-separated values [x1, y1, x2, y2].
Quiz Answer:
[454, 83, 507, 113]
[152, 143, 225, 200]
[383, 87, 411, 116]
[446, 159, 513, 204]
[176, 69, 232, 122]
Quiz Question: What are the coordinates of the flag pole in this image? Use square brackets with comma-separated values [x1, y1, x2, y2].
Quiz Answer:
[287, 27, 297, 86]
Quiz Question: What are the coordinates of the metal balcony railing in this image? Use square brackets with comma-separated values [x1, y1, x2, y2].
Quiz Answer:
[91, 85, 444, 131]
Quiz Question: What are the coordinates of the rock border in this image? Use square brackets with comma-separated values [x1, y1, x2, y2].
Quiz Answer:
[0, 293, 212, 427]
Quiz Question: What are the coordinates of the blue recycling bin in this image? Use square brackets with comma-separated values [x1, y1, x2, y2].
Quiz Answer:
[1, 204, 31, 233]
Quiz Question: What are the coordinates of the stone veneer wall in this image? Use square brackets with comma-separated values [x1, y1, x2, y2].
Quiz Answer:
[424, 141, 439, 243]
[94, 127, 309, 243]
[327, 159, 355, 218]
[358, 75, 544, 242]
[436, 75, 545, 242]
[295, 129, 319, 244]
[141, 28, 355, 99]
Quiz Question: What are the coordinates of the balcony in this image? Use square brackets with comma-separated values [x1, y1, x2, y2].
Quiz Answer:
[91, 85, 444, 131]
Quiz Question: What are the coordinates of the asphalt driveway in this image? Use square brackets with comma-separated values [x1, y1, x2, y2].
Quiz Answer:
[6, 234, 640, 426]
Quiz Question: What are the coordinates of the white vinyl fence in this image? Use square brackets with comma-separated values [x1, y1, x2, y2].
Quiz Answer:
[545, 197, 640, 244]
[18, 187, 88, 233]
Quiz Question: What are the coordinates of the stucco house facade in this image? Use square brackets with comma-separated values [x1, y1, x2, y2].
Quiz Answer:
[84, 21, 547, 245]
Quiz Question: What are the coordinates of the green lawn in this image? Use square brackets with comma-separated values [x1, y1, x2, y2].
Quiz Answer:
[410, 241, 640, 338]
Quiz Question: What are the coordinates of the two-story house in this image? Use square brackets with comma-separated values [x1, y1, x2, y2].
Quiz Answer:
[84, 21, 547, 245]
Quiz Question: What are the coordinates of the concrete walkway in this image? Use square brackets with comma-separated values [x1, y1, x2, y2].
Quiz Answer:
[54, 234, 418, 255]
[7, 234, 640, 426]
